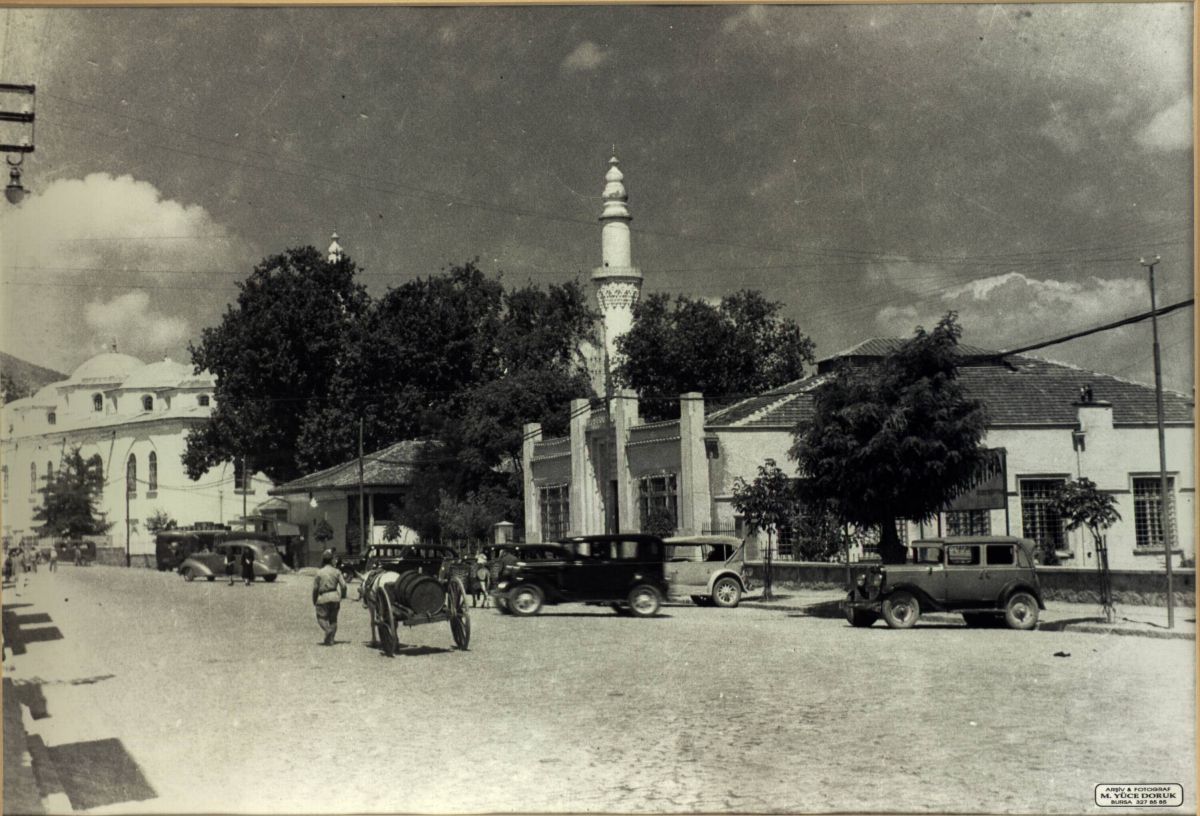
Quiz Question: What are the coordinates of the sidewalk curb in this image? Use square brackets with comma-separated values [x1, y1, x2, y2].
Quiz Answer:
[739, 601, 1196, 640]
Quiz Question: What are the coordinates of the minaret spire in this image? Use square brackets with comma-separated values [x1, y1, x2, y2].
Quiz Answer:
[592, 152, 643, 388]
[327, 231, 344, 263]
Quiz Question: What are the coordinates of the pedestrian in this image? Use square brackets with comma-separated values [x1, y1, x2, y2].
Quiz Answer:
[3, 551, 12, 582]
[73, 543, 82, 567]
[240, 547, 255, 585]
[225, 549, 237, 586]
[48, 546, 58, 573]
[312, 549, 347, 646]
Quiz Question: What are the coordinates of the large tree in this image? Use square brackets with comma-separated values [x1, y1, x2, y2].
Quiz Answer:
[185, 246, 370, 483]
[790, 314, 987, 564]
[33, 448, 112, 538]
[399, 279, 597, 538]
[615, 290, 815, 421]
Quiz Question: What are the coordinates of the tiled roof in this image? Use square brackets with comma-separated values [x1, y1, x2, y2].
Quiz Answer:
[269, 439, 444, 495]
[707, 354, 1193, 429]
[817, 337, 996, 372]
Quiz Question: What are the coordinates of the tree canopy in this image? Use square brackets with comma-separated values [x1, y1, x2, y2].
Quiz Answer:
[185, 247, 597, 538]
[34, 447, 112, 538]
[789, 313, 987, 564]
[185, 246, 370, 483]
[614, 290, 815, 421]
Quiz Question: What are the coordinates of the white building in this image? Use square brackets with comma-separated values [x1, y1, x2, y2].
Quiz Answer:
[1, 351, 272, 556]
[522, 157, 1195, 573]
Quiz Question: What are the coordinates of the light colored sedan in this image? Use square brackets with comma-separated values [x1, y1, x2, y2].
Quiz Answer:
[663, 535, 753, 608]
[178, 539, 284, 583]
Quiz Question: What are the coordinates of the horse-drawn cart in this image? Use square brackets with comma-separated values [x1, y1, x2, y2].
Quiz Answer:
[360, 567, 471, 654]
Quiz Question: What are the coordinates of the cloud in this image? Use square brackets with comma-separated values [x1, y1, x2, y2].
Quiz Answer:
[1135, 95, 1192, 152]
[84, 292, 190, 356]
[561, 41, 608, 73]
[721, 5, 770, 33]
[875, 271, 1148, 349]
[0, 173, 246, 372]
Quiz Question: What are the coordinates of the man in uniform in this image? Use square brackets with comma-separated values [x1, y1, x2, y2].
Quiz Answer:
[312, 549, 348, 646]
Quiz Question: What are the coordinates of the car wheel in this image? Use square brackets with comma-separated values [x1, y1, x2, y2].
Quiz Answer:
[844, 594, 878, 627]
[881, 591, 920, 629]
[711, 577, 742, 608]
[182, 567, 195, 582]
[262, 574, 277, 583]
[1004, 592, 1039, 630]
[627, 585, 661, 618]
[509, 585, 543, 617]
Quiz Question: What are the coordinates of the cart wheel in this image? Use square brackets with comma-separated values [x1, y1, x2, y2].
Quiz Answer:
[449, 577, 471, 650]
[378, 593, 398, 656]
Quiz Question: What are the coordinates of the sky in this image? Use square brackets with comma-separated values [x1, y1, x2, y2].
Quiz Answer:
[0, 4, 1193, 393]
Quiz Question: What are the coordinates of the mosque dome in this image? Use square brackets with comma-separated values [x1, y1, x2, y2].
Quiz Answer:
[120, 357, 198, 391]
[30, 384, 61, 407]
[63, 352, 145, 387]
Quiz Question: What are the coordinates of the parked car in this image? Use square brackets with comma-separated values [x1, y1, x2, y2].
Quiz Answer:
[490, 534, 668, 617]
[663, 535, 753, 608]
[177, 538, 285, 583]
[339, 543, 460, 579]
[842, 536, 1044, 630]
[155, 529, 229, 572]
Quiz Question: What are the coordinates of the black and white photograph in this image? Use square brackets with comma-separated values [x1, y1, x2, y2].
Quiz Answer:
[0, 4, 1194, 813]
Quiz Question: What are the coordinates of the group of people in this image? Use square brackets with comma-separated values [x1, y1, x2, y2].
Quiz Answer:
[223, 548, 258, 586]
[2, 544, 73, 582]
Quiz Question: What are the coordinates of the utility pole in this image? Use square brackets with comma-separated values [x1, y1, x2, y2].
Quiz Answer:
[358, 417, 366, 556]
[1141, 255, 1175, 629]
[241, 455, 249, 523]
[125, 472, 131, 568]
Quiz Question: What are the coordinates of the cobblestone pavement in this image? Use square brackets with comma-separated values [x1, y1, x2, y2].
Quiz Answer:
[4, 566, 1195, 814]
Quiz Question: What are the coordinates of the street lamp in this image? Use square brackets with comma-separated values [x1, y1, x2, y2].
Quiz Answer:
[5, 157, 26, 205]
[0, 82, 35, 205]
[1140, 254, 1174, 629]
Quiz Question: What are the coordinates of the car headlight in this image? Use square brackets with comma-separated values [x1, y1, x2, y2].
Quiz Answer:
[496, 580, 510, 590]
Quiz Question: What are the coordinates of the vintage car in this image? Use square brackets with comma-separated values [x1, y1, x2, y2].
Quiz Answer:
[177, 538, 285, 583]
[490, 534, 668, 617]
[663, 535, 753, 608]
[339, 543, 459, 579]
[155, 529, 230, 572]
[843, 536, 1045, 630]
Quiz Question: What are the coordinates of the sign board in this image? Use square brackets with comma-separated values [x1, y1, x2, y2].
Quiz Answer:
[945, 448, 1007, 511]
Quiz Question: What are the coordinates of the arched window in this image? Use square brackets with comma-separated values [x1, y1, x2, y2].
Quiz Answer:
[47, 411, 56, 425]
[46, 461, 54, 486]
[141, 395, 154, 411]
[92, 393, 103, 412]
[90, 454, 104, 482]
[30, 462, 37, 493]
[126, 454, 137, 495]
[148, 452, 158, 492]
[198, 394, 210, 407]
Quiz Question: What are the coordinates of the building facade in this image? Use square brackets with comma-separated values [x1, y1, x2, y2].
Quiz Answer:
[1, 351, 272, 555]
[523, 348, 1194, 571]
[521, 157, 1195, 571]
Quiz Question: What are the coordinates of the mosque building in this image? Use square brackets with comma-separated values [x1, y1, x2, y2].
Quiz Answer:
[522, 155, 1195, 573]
[0, 352, 273, 559]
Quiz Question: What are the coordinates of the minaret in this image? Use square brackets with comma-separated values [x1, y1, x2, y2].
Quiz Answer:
[327, 231, 344, 263]
[591, 155, 643, 386]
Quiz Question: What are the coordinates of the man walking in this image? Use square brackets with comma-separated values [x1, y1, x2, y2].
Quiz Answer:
[312, 549, 347, 646]
[48, 546, 57, 572]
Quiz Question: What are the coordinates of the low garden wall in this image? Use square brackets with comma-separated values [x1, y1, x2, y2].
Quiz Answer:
[745, 561, 1196, 607]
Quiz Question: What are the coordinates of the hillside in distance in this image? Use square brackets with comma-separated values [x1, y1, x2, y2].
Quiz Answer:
[0, 351, 68, 404]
